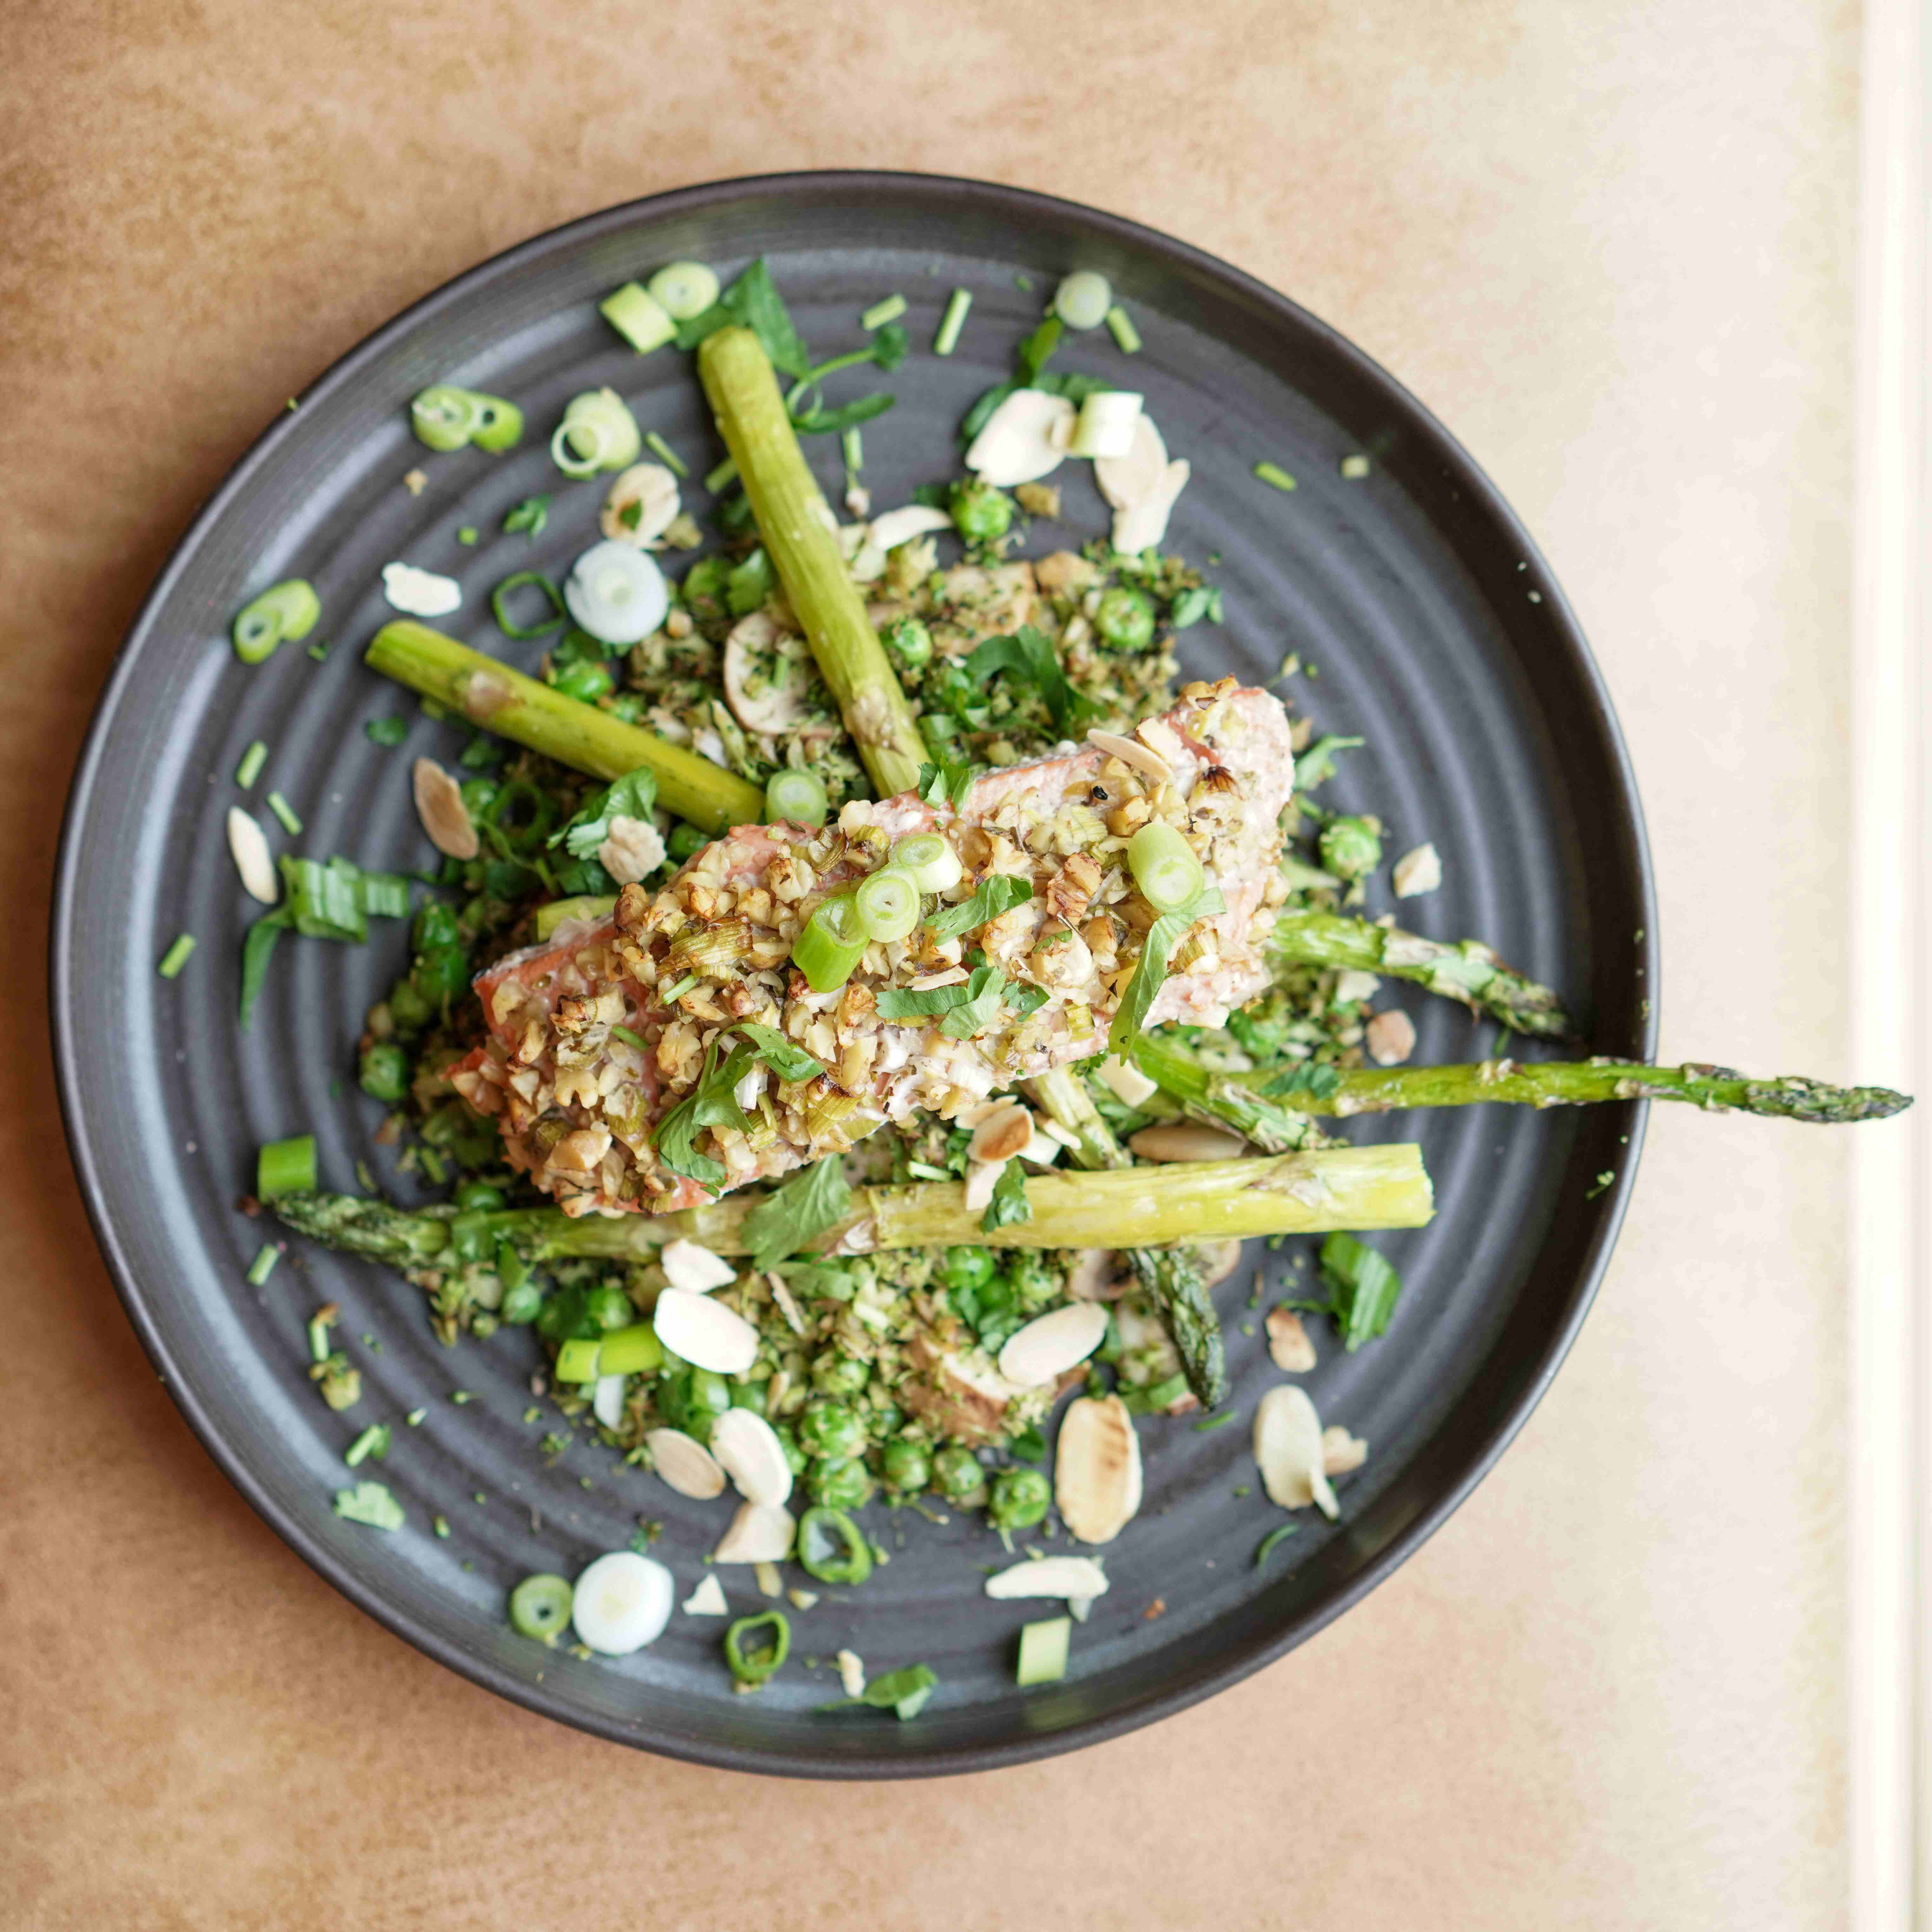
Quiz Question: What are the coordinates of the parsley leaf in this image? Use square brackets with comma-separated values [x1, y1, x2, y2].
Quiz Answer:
[927, 874, 1033, 941]
[1169, 585, 1223, 630]
[740, 1157, 853, 1271]
[916, 754, 982, 812]
[364, 715, 409, 746]
[937, 965, 1010, 1039]
[725, 547, 775, 616]
[868, 322, 910, 373]
[1314, 1232, 1404, 1351]
[731, 1021, 825, 1085]
[980, 1161, 1032, 1234]
[503, 495, 550, 538]
[1016, 316, 1062, 386]
[617, 497, 643, 532]
[332, 1481, 405, 1530]
[790, 391, 896, 437]
[653, 1038, 759, 1187]
[547, 767, 659, 863]
[1106, 887, 1226, 1055]
[718, 258, 812, 378]
[963, 625, 1087, 735]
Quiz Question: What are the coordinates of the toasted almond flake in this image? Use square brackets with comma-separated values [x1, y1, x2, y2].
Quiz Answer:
[1393, 842, 1443, 898]
[969, 1102, 1034, 1165]
[767, 1271, 807, 1336]
[1365, 1009, 1417, 1067]
[984, 1555, 1110, 1602]
[661, 1238, 737, 1294]
[998, 1301, 1109, 1388]
[1254, 1384, 1340, 1518]
[1267, 1306, 1318, 1373]
[1085, 729, 1171, 784]
[836, 1649, 866, 1697]
[1322, 1425, 1370, 1475]
[412, 757, 479, 859]
[600, 462, 680, 545]
[381, 561, 461, 617]
[226, 807, 277, 904]
[713, 1500, 795, 1564]
[963, 1158, 1006, 1213]
[909, 966, 970, 992]
[1094, 413, 1168, 508]
[754, 1560, 784, 1598]
[964, 390, 1076, 486]
[1128, 1122, 1247, 1162]
[1111, 459, 1190, 555]
[787, 1587, 819, 1610]
[1335, 969, 1381, 1003]
[682, 1573, 729, 1617]
[865, 503, 955, 551]
[653, 1288, 759, 1374]
[1096, 1054, 1159, 1107]
[710, 1406, 794, 1508]
[1055, 1394, 1142, 1544]
[644, 1427, 727, 1500]
[592, 1372, 627, 1430]
[1194, 1238, 1244, 1288]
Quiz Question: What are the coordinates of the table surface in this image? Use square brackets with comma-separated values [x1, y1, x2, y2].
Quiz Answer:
[4, 2, 1861, 1924]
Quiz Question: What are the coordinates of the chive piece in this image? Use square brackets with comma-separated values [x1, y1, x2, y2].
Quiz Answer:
[245, 1242, 279, 1286]
[257, 1134, 317, 1199]
[343, 1422, 389, 1467]
[660, 972, 699, 1003]
[307, 641, 331, 662]
[457, 526, 479, 545]
[934, 288, 972, 355]
[156, 933, 196, 979]
[406, 1407, 427, 1426]
[609, 1023, 650, 1052]
[490, 570, 566, 640]
[265, 791, 302, 835]
[1016, 1616, 1071, 1686]
[555, 1337, 603, 1383]
[1340, 453, 1371, 479]
[861, 293, 907, 330]
[643, 430, 689, 478]
[235, 740, 268, 788]
[307, 1308, 336, 1364]
[704, 455, 738, 494]
[842, 427, 863, 472]
[1105, 305, 1142, 354]
[1253, 461, 1298, 493]
[364, 715, 408, 747]
[1192, 1409, 1238, 1432]
[1255, 1523, 1300, 1568]
[433, 1515, 451, 1538]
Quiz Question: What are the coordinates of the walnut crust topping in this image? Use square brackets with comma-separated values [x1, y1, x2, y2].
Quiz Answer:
[458, 679, 1298, 1215]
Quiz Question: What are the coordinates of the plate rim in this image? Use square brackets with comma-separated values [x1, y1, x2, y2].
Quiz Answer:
[49, 167, 1659, 1778]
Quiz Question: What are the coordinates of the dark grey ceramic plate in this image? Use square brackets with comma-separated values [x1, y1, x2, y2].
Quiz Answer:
[52, 171, 1655, 1776]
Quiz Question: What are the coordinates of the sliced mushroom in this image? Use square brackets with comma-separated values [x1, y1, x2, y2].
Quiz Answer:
[722, 610, 813, 736]
[412, 757, 479, 859]
[1094, 414, 1169, 508]
[1055, 1394, 1143, 1544]
[600, 462, 681, 546]
[964, 390, 1076, 487]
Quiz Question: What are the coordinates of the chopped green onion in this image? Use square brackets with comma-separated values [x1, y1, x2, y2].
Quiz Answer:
[265, 791, 302, 836]
[279, 856, 365, 940]
[890, 832, 963, 896]
[644, 260, 720, 321]
[364, 715, 408, 747]
[1340, 453, 1372, 479]
[1016, 1615, 1071, 1685]
[235, 740, 268, 788]
[332, 1481, 403, 1530]
[854, 867, 920, 943]
[509, 1572, 574, 1641]
[1105, 304, 1142, 353]
[861, 293, 907, 330]
[245, 1242, 279, 1286]
[704, 455, 738, 494]
[597, 1323, 663, 1376]
[467, 395, 523, 452]
[1253, 461, 1298, 493]
[343, 1422, 389, 1467]
[533, 893, 617, 940]
[410, 385, 480, 451]
[842, 427, 863, 472]
[934, 288, 972, 355]
[764, 766, 829, 828]
[457, 526, 479, 545]
[555, 1337, 603, 1383]
[156, 933, 196, 979]
[643, 430, 689, 478]
[791, 894, 868, 993]
[600, 281, 678, 353]
[660, 972, 698, 1003]
[1127, 821, 1206, 913]
[725, 1610, 791, 1684]
[490, 570, 566, 639]
[231, 579, 320, 664]
[1255, 1523, 1300, 1568]
[307, 1308, 335, 1363]
[1053, 270, 1112, 330]
[610, 1024, 649, 1052]
[257, 1135, 317, 1199]
[406, 1407, 427, 1426]
[550, 388, 643, 477]
[797, 1506, 873, 1585]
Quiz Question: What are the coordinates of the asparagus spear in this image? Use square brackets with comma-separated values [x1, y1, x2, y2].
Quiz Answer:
[697, 327, 929, 798]
[365, 619, 766, 834]
[1269, 911, 1569, 1038]
[1022, 1065, 1130, 1170]
[1130, 1034, 1912, 1127]
[1128, 1247, 1226, 1408]
[272, 1145, 1435, 1268]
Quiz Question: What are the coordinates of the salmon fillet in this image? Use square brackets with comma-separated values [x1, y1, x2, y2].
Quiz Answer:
[449, 676, 1297, 1216]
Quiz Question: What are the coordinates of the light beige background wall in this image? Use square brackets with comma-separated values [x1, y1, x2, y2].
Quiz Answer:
[2, 2, 1862, 1925]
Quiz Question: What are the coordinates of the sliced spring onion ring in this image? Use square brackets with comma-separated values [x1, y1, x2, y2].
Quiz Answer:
[1127, 820, 1206, 913]
[765, 766, 829, 828]
[256, 1134, 316, 1199]
[599, 281, 678, 352]
[571, 1551, 673, 1655]
[490, 570, 566, 639]
[890, 832, 963, 896]
[509, 1573, 573, 1643]
[466, 394, 523, 452]
[1054, 270, 1112, 330]
[555, 1337, 603, 1383]
[410, 384, 482, 451]
[563, 540, 669, 645]
[550, 388, 643, 478]
[792, 893, 868, 993]
[724, 1610, 791, 1684]
[796, 1506, 874, 1585]
[854, 867, 920, 943]
[646, 260, 720, 320]
[1070, 390, 1143, 459]
[231, 579, 320, 664]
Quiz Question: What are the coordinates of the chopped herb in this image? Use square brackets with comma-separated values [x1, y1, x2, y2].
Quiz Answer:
[457, 525, 479, 545]
[1168, 585, 1223, 630]
[406, 1407, 427, 1426]
[1192, 1409, 1239, 1432]
[927, 874, 1033, 942]
[980, 1161, 1031, 1234]
[731, 1021, 827, 1085]
[824, 1662, 937, 1720]
[1009, 1424, 1047, 1463]
[1312, 1232, 1404, 1350]
[742, 1157, 853, 1271]
[1254, 1523, 1300, 1568]
[653, 1036, 760, 1187]
[306, 641, 330, 662]
[503, 494, 550, 538]
[726, 546, 775, 615]
[245, 1242, 279, 1285]
[364, 715, 409, 747]
[1253, 461, 1298, 492]
[1259, 1062, 1343, 1101]
[332, 1481, 404, 1530]
[916, 753, 982, 812]
[861, 293, 907, 330]
[963, 625, 1087, 734]
[157, 933, 197, 979]
[1107, 886, 1225, 1055]
[548, 765, 659, 862]
[660, 973, 698, 1003]
[344, 1422, 390, 1466]
[610, 1023, 650, 1052]
[235, 740, 268, 788]
[1586, 1170, 1616, 1200]
[433, 1514, 451, 1539]
[643, 430, 688, 477]
[1293, 734, 1363, 790]
[617, 499, 643, 532]
[450, 1389, 473, 1405]
[265, 791, 303, 836]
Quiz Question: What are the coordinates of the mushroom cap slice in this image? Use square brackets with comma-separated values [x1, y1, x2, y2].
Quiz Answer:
[722, 609, 815, 736]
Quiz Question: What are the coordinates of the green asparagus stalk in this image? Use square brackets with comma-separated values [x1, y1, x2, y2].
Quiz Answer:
[1131, 1034, 1912, 1126]
[1022, 1065, 1131, 1169]
[1128, 1247, 1226, 1407]
[364, 619, 766, 834]
[1125, 1037, 1334, 1155]
[1270, 910, 1570, 1038]
[697, 327, 928, 798]
[272, 1145, 1434, 1269]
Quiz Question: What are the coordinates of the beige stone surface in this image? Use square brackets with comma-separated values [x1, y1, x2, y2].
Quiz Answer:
[2, 0, 1862, 1924]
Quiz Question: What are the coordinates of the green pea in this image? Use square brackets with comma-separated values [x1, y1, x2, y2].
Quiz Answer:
[1319, 815, 1382, 880]
[661, 1367, 732, 1442]
[536, 1285, 598, 1342]
[1094, 586, 1156, 652]
[773, 1423, 808, 1477]
[508, 1573, 573, 1643]
[357, 1042, 410, 1102]
[667, 823, 707, 863]
[988, 1466, 1051, 1531]
[808, 1456, 875, 1511]
[883, 615, 933, 668]
[943, 1245, 997, 1293]
[453, 1180, 506, 1213]
[882, 1438, 930, 1492]
[1004, 1252, 1059, 1312]
[552, 661, 614, 705]
[812, 1352, 871, 1398]
[950, 479, 1014, 544]
[681, 555, 731, 619]
[799, 1400, 865, 1461]
[729, 1378, 768, 1416]
[975, 1275, 1015, 1320]
[500, 1280, 543, 1326]
[934, 1444, 984, 1499]
[585, 1285, 635, 1331]
[868, 1399, 904, 1441]
[386, 980, 433, 1032]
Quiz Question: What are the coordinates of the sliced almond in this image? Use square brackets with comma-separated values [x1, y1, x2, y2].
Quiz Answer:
[1365, 1009, 1417, 1066]
[709, 1407, 794, 1508]
[984, 1555, 1110, 1602]
[1254, 1384, 1340, 1518]
[1193, 1239, 1244, 1288]
[754, 1560, 784, 1598]
[1334, 969, 1381, 1004]
[1128, 1122, 1247, 1163]
[713, 1500, 796, 1564]
[1094, 413, 1168, 508]
[1267, 1307, 1318, 1373]
[865, 504, 954, 551]
[1393, 842, 1443, 898]
[681, 1573, 728, 1616]
[1096, 1053, 1160, 1108]
[997, 1302, 1109, 1388]
[1055, 1394, 1143, 1544]
[1322, 1425, 1369, 1475]
[411, 757, 479, 859]
[652, 1289, 759, 1375]
[661, 1238, 736, 1294]
[600, 462, 680, 546]
[1085, 728, 1172, 784]
[767, 1271, 807, 1337]
[1112, 459, 1190, 555]
[644, 1427, 726, 1500]
[225, 807, 277, 904]
[591, 1372, 627, 1431]
[962, 1158, 1006, 1213]
[836, 1648, 866, 1697]
[968, 1102, 1034, 1165]
[964, 390, 1076, 487]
